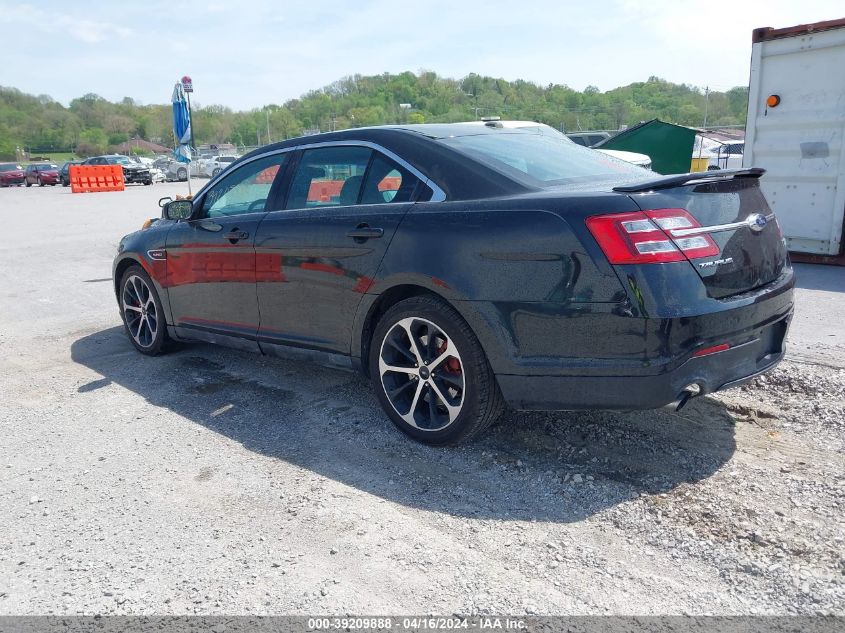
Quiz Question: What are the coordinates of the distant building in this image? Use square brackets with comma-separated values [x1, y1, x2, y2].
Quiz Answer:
[113, 137, 171, 155]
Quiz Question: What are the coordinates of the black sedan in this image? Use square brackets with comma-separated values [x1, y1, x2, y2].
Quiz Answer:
[60, 160, 83, 186]
[113, 124, 793, 445]
[83, 154, 152, 185]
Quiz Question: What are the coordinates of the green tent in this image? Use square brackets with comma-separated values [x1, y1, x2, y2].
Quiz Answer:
[596, 119, 696, 175]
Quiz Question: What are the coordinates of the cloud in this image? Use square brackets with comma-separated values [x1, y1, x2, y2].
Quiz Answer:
[0, 3, 132, 43]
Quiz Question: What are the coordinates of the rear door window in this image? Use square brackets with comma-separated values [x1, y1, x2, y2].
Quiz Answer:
[285, 146, 372, 209]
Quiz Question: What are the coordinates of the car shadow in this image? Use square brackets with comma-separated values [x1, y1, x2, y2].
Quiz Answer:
[71, 327, 738, 523]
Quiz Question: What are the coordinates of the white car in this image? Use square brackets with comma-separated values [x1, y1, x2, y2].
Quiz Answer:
[196, 155, 239, 178]
[459, 120, 652, 169]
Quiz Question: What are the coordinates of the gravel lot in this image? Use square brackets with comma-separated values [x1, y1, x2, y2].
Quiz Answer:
[0, 183, 843, 616]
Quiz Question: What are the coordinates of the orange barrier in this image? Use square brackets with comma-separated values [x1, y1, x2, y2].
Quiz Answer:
[379, 176, 401, 191]
[308, 179, 344, 202]
[70, 165, 125, 193]
[253, 165, 279, 184]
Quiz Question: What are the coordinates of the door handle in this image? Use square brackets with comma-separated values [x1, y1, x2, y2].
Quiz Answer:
[346, 225, 384, 240]
[223, 230, 249, 242]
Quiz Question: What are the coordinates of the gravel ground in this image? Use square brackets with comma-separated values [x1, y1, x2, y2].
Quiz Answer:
[0, 183, 843, 616]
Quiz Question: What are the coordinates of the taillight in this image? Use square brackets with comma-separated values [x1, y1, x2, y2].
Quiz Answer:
[586, 208, 719, 264]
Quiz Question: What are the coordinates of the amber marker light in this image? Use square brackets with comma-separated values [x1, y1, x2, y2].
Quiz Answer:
[766, 94, 781, 107]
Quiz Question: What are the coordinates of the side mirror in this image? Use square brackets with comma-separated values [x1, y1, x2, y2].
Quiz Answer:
[163, 199, 193, 221]
[158, 196, 172, 208]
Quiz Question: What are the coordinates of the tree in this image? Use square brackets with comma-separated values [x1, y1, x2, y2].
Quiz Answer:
[77, 128, 107, 155]
[0, 73, 750, 156]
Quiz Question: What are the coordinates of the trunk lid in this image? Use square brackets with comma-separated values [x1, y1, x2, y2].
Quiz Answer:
[615, 169, 788, 298]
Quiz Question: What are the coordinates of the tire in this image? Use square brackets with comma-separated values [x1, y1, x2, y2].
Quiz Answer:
[212, 168, 222, 177]
[26, 180, 31, 187]
[119, 265, 170, 356]
[177, 168, 187, 181]
[144, 180, 152, 186]
[38, 178, 44, 187]
[369, 295, 504, 445]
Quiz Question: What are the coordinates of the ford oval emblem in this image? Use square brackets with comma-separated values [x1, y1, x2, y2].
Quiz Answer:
[748, 213, 768, 233]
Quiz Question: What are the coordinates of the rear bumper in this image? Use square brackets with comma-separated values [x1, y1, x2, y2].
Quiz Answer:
[495, 272, 794, 411]
[498, 325, 788, 410]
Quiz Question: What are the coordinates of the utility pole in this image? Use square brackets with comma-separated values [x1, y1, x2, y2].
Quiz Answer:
[181, 76, 195, 154]
[266, 108, 272, 144]
[696, 86, 711, 161]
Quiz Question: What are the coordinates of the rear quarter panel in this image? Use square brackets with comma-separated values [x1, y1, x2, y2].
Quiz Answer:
[366, 195, 642, 374]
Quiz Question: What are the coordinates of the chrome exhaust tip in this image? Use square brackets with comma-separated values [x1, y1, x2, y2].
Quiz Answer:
[664, 383, 702, 412]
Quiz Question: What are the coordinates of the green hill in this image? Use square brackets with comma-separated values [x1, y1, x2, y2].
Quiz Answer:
[0, 72, 748, 160]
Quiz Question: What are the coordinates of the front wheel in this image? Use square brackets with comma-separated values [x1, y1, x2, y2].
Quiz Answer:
[177, 168, 187, 181]
[369, 296, 503, 445]
[119, 265, 170, 355]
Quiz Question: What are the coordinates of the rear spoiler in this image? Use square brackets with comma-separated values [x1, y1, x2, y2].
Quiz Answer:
[613, 168, 765, 193]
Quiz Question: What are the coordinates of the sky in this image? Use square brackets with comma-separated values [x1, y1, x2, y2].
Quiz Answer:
[0, 0, 842, 110]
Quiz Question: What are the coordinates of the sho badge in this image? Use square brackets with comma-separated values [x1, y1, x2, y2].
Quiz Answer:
[698, 257, 734, 268]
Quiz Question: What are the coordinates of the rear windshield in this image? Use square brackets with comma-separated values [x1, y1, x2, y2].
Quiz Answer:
[441, 132, 648, 188]
[0, 164, 23, 171]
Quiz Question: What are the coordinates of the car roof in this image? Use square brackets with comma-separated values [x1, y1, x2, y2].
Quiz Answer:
[233, 125, 539, 201]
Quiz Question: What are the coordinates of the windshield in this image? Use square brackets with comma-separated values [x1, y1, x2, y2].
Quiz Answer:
[106, 156, 133, 165]
[218, 157, 236, 162]
[37, 164, 58, 170]
[441, 132, 648, 187]
[0, 164, 23, 171]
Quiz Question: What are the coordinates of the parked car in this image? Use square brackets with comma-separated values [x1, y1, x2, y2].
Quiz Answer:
[25, 163, 59, 186]
[59, 161, 83, 187]
[113, 124, 793, 445]
[153, 157, 189, 182]
[0, 163, 26, 187]
[83, 155, 152, 185]
[205, 155, 239, 178]
[129, 156, 165, 183]
[463, 120, 652, 169]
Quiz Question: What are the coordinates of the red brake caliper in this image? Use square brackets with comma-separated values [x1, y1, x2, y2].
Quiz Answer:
[436, 340, 462, 375]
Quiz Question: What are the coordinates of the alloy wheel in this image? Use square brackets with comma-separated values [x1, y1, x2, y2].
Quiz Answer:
[122, 275, 158, 349]
[378, 317, 465, 431]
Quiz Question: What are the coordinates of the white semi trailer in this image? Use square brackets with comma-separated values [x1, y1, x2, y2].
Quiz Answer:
[744, 18, 845, 261]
